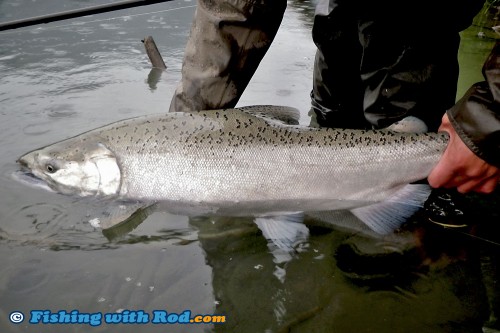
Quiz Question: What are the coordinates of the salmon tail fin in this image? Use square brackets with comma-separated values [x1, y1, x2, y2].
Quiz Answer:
[350, 184, 432, 234]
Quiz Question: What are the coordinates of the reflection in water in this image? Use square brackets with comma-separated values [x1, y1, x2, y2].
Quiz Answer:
[457, 1, 498, 98]
[15, 188, 491, 333]
[190, 215, 327, 333]
[186, 195, 500, 333]
[288, 0, 317, 28]
[146, 67, 165, 90]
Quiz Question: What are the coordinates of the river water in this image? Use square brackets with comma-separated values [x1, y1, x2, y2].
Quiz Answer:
[0, 0, 499, 332]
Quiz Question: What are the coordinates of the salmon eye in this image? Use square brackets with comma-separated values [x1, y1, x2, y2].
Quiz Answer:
[46, 164, 57, 173]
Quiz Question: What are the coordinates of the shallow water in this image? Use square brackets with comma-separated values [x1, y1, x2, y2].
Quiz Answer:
[1, 1, 500, 332]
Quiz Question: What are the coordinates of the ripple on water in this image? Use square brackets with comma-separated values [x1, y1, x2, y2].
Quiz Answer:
[0, 53, 22, 61]
[1, 201, 107, 250]
[99, 23, 120, 30]
[1, 192, 201, 251]
[22, 122, 53, 136]
[11, 202, 68, 234]
[42, 48, 69, 57]
[47, 110, 78, 118]
[46, 104, 78, 118]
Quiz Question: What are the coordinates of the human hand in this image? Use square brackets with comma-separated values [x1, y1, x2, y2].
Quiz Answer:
[427, 114, 500, 193]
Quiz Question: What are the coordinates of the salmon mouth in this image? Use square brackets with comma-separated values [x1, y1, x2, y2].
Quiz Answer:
[16, 158, 38, 179]
[11, 169, 55, 193]
[17, 157, 29, 169]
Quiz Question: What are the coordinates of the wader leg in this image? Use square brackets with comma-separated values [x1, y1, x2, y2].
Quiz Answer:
[169, 0, 287, 112]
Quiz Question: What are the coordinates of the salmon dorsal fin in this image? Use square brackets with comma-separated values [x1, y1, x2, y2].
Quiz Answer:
[236, 105, 301, 125]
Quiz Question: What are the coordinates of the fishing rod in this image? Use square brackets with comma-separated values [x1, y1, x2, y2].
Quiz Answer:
[428, 218, 500, 248]
[0, 0, 175, 32]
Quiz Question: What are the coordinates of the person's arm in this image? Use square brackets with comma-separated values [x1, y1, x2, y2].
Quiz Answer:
[428, 42, 500, 193]
[169, 0, 287, 112]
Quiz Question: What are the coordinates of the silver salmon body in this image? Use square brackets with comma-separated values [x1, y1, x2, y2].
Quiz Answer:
[17, 106, 448, 214]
